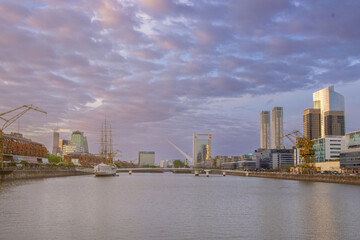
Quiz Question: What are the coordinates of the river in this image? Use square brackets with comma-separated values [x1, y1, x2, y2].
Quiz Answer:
[0, 173, 359, 240]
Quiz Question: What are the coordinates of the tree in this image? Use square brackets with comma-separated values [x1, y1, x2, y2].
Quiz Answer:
[47, 153, 62, 164]
[173, 160, 185, 168]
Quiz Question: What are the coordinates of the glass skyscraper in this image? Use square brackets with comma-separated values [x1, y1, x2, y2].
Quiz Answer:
[313, 86, 345, 137]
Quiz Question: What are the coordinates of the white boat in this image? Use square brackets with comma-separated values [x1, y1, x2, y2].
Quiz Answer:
[94, 163, 117, 176]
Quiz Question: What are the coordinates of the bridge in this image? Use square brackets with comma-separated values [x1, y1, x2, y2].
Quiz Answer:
[116, 168, 250, 177]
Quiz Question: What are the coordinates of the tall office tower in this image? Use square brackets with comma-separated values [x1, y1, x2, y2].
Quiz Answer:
[260, 111, 271, 149]
[313, 86, 345, 137]
[303, 109, 321, 140]
[272, 107, 283, 149]
[324, 111, 345, 136]
[71, 130, 86, 152]
[83, 136, 89, 153]
[52, 130, 60, 155]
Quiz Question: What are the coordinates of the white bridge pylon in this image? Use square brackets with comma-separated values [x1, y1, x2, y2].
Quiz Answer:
[166, 139, 194, 164]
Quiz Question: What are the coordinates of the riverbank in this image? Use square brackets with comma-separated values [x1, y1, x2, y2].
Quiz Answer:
[0, 168, 93, 181]
[118, 168, 360, 185]
[212, 170, 360, 185]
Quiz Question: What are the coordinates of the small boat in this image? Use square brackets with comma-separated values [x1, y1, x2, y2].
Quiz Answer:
[94, 163, 117, 176]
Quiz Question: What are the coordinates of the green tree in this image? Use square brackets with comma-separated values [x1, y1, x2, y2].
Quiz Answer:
[173, 160, 185, 168]
[47, 153, 62, 164]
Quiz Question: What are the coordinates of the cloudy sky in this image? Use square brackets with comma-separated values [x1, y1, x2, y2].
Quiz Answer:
[1, 0, 359, 163]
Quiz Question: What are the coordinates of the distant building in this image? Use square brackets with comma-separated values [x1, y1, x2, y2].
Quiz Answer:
[303, 108, 321, 140]
[272, 107, 283, 149]
[313, 86, 345, 138]
[52, 130, 60, 156]
[62, 143, 80, 156]
[160, 160, 173, 168]
[313, 136, 345, 162]
[59, 139, 70, 155]
[71, 130, 89, 153]
[193, 134, 212, 168]
[215, 155, 229, 168]
[260, 111, 271, 149]
[138, 151, 155, 167]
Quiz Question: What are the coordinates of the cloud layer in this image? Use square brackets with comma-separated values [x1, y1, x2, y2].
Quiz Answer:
[1, 0, 359, 161]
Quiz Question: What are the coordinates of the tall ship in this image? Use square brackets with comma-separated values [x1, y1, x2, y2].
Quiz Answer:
[94, 120, 117, 176]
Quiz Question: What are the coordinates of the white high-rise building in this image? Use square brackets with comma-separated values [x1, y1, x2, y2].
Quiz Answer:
[313, 86, 345, 138]
[272, 107, 283, 149]
[260, 111, 271, 149]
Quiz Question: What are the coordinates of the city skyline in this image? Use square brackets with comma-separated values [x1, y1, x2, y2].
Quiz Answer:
[1, 1, 360, 162]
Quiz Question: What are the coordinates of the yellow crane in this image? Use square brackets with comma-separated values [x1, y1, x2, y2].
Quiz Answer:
[0, 105, 47, 169]
[282, 130, 316, 174]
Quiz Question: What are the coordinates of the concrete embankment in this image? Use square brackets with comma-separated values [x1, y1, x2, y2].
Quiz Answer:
[0, 168, 93, 181]
[215, 170, 360, 185]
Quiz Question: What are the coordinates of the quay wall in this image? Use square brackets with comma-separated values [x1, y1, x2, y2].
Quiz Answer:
[217, 171, 360, 185]
[0, 168, 93, 181]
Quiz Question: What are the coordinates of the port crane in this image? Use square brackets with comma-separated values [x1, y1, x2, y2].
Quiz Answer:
[281, 130, 316, 174]
[0, 105, 47, 169]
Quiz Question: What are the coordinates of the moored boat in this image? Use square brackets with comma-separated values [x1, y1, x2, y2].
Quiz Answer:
[94, 163, 117, 176]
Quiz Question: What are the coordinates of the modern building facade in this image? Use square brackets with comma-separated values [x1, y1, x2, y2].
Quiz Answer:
[313, 136, 345, 162]
[303, 108, 321, 140]
[272, 107, 283, 149]
[138, 151, 155, 167]
[313, 86, 345, 138]
[324, 111, 345, 136]
[193, 134, 212, 168]
[271, 148, 295, 169]
[340, 129, 360, 171]
[260, 111, 271, 149]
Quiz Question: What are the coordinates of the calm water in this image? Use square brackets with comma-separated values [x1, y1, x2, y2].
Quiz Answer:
[1, 173, 360, 240]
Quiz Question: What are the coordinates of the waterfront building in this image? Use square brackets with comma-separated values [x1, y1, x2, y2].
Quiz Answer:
[340, 129, 360, 171]
[345, 129, 360, 149]
[340, 149, 360, 171]
[313, 136, 345, 162]
[63, 153, 102, 167]
[271, 147, 295, 169]
[254, 149, 272, 169]
[138, 151, 155, 167]
[2, 132, 48, 164]
[52, 130, 60, 156]
[303, 108, 321, 140]
[260, 111, 271, 149]
[313, 86, 345, 138]
[193, 134, 212, 168]
[272, 107, 283, 149]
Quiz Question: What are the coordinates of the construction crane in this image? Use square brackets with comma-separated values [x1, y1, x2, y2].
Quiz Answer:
[281, 130, 316, 174]
[0, 105, 47, 169]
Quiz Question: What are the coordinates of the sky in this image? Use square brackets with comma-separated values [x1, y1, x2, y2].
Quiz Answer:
[0, 0, 360, 163]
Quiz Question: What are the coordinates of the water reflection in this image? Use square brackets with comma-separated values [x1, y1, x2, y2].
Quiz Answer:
[0, 174, 359, 240]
